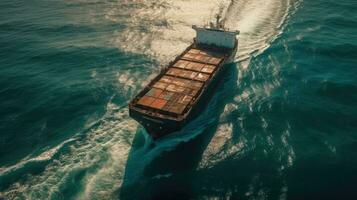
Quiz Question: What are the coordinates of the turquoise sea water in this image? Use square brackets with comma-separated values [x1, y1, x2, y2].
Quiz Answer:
[0, 0, 356, 199]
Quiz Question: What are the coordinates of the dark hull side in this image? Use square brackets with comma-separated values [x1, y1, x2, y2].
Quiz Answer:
[129, 52, 234, 139]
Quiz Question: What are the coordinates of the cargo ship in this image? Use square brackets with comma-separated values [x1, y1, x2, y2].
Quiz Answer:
[129, 15, 239, 138]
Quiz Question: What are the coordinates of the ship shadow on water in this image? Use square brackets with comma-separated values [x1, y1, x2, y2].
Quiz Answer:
[118, 63, 239, 200]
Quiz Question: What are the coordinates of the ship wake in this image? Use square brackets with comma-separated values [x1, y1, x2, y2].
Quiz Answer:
[0, 0, 300, 199]
[110, 0, 297, 63]
[108, 0, 300, 170]
[198, 0, 301, 170]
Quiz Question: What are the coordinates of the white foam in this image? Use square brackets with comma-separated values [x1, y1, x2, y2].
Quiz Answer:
[0, 138, 75, 176]
[109, 0, 235, 62]
[198, 0, 300, 170]
[226, 0, 292, 60]
[1, 101, 138, 199]
[110, 0, 295, 63]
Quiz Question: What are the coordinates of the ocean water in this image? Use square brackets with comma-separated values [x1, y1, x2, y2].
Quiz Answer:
[0, 0, 356, 199]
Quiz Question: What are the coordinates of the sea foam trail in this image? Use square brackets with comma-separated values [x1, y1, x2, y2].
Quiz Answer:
[110, 0, 292, 63]
[0, 67, 146, 199]
[109, 0, 232, 63]
[198, 0, 302, 170]
[225, 0, 293, 61]
[1, 0, 297, 199]
[1, 104, 138, 199]
[198, 0, 296, 169]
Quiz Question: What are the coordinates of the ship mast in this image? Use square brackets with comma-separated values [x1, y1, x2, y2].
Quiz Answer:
[215, 14, 221, 29]
[210, 3, 225, 30]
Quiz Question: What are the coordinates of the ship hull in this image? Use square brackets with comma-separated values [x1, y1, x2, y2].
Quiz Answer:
[129, 46, 236, 138]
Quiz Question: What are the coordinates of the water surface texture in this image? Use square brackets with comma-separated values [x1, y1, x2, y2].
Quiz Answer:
[0, 0, 356, 199]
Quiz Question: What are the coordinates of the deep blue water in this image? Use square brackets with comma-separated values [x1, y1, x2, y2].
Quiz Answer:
[0, 0, 357, 199]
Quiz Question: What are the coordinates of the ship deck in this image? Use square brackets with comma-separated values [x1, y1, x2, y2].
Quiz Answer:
[130, 44, 229, 120]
